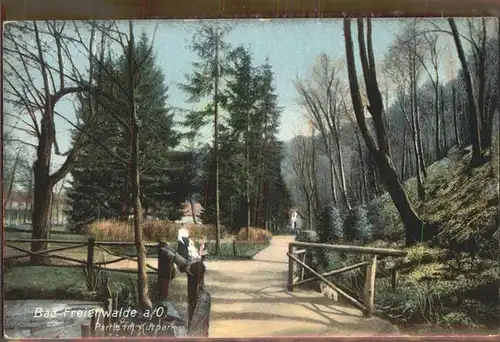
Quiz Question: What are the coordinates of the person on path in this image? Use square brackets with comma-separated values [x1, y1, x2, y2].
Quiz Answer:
[177, 225, 203, 261]
[177, 225, 190, 260]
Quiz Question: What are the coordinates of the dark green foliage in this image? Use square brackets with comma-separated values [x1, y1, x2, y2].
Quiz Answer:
[317, 204, 344, 244]
[343, 205, 373, 243]
[66, 33, 180, 226]
[198, 48, 292, 232]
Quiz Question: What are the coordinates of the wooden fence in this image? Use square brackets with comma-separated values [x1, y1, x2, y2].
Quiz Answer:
[4, 238, 210, 337]
[287, 241, 407, 318]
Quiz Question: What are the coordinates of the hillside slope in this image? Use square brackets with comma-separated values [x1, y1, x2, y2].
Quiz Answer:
[373, 140, 499, 333]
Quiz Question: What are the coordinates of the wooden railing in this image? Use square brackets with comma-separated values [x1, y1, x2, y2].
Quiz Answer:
[287, 241, 407, 318]
[4, 238, 210, 337]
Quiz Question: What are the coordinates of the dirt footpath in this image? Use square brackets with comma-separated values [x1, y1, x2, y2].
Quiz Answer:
[108, 235, 400, 337]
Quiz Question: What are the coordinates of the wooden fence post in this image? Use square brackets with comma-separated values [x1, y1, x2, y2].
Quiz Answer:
[187, 260, 206, 328]
[363, 254, 377, 318]
[157, 242, 171, 301]
[300, 250, 306, 282]
[287, 243, 294, 291]
[232, 240, 236, 257]
[187, 289, 211, 337]
[87, 237, 95, 269]
[81, 324, 90, 337]
[103, 298, 113, 336]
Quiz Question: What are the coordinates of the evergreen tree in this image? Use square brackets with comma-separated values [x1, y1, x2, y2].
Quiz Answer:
[318, 204, 344, 243]
[180, 24, 231, 255]
[67, 33, 179, 226]
[223, 46, 259, 236]
[343, 205, 373, 243]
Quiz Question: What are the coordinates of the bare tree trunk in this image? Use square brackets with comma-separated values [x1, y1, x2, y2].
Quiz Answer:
[415, 103, 427, 178]
[213, 31, 221, 255]
[401, 124, 407, 179]
[189, 194, 197, 223]
[329, 158, 339, 205]
[31, 166, 53, 264]
[24, 174, 33, 224]
[449, 18, 483, 167]
[410, 56, 426, 200]
[355, 129, 368, 203]
[335, 132, 351, 210]
[246, 97, 251, 238]
[434, 71, 441, 158]
[344, 18, 434, 246]
[452, 83, 460, 146]
[441, 85, 448, 153]
[128, 21, 152, 311]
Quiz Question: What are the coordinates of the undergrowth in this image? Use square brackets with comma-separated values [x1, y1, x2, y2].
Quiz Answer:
[297, 144, 499, 333]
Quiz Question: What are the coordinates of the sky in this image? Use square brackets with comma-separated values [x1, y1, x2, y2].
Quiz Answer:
[137, 18, 399, 141]
[6, 18, 493, 172]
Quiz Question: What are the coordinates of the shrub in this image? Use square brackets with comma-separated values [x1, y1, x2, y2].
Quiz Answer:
[89, 219, 225, 242]
[296, 230, 317, 242]
[367, 196, 405, 242]
[142, 220, 177, 241]
[343, 205, 373, 243]
[317, 204, 344, 244]
[182, 222, 228, 240]
[375, 280, 444, 325]
[234, 227, 272, 243]
[89, 220, 135, 241]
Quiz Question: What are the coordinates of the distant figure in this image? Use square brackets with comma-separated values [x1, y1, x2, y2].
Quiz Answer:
[177, 226, 190, 260]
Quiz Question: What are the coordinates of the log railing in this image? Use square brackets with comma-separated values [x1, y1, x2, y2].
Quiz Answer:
[287, 241, 407, 318]
[5, 238, 210, 337]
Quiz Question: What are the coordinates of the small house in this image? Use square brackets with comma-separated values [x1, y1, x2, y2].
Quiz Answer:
[289, 208, 305, 232]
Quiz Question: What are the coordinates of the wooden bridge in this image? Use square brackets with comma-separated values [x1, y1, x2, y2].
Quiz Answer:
[287, 240, 407, 318]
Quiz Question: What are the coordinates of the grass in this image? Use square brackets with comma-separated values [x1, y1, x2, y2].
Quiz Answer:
[3, 265, 159, 302]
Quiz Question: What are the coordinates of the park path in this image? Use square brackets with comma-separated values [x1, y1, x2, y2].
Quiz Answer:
[107, 235, 400, 337]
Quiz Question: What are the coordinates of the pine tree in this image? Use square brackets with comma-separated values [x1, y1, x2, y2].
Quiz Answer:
[223, 46, 259, 237]
[318, 204, 344, 243]
[180, 24, 231, 255]
[67, 33, 179, 226]
[343, 205, 373, 243]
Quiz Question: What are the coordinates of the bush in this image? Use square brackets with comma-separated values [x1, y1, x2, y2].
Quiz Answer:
[375, 280, 444, 325]
[89, 219, 225, 242]
[367, 196, 405, 242]
[317, 204, 344, 244]
[234, 227, 272, 243]
[343, 205, 373, 243]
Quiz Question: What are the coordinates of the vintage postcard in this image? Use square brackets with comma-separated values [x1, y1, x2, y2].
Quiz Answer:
[2, 10, 498, 340]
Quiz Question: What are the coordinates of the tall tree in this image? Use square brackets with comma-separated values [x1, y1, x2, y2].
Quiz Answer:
[67, 32, 179, 225]
[223, 46, 258, 237]
[448, 18, 483, 167]
[343, 18, 435, 246]
[252, 60, 285, 228]
[296, 54, 351, 210]
[3, 21, 105, 263]
[180, 24, 231, 255]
